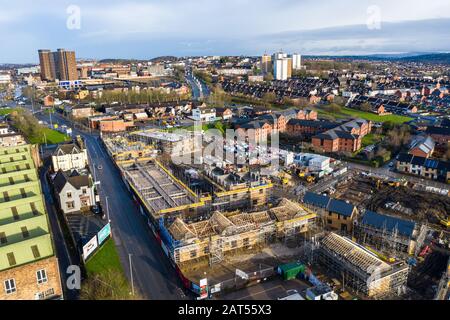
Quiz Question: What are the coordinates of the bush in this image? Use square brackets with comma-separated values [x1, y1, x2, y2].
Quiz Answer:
[80, 269, 142, 300]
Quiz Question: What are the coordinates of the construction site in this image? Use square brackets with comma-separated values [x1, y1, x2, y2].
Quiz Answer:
[312, 170, 450, 300]
[103, 133, 158, 163]
[316, 232, 410, 298]
[159, 198, 317, 273]
[330, 172, 450, 230]
[121, 160, 208, 220]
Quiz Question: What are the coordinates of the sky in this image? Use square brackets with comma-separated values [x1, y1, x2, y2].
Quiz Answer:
[1, 0, 450, 63]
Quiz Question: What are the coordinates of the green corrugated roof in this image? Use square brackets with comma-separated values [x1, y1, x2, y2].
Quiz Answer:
[0, 144, 54, 271]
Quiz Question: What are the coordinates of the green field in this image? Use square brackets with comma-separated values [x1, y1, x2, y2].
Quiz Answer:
[315, 106, 413, 124]
[0, 108, 12, 116]
[28, 128, 70, 144]
[85, 238, 124, 276]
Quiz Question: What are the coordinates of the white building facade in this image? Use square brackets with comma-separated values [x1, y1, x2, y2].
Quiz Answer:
[51, 144, 88, 172]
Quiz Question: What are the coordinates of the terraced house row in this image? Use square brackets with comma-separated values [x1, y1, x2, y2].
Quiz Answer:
[0, 145, 62, 300]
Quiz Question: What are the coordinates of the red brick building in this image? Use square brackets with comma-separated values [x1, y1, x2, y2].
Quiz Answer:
[311, 119, 372, 153]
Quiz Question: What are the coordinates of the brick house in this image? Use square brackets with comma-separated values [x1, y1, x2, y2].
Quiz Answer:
[236, 121, 273, 142]
[71, 105, 94, 119]
[408, 135, 435, 158]
[99, 119, 134, 133]
[310, 119, 371, 153]
[215, 107, 233, 120]
[303, 192, 358, 234]
[425, 126, 450, 144]
[286, 119, 337, 136]
[396, 153, 450, 182]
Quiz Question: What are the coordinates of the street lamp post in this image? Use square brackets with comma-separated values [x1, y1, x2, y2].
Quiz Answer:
[105, 196, 111, 223]
[129, 254, 135, 296]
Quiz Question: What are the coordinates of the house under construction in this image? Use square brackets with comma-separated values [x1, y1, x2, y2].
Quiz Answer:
[103, 134, 157, 163]
[316, 232, 410, 298]
[122, 160, 208, 220]
[159, 198, 317, 270]
[204, 166, 272, 211]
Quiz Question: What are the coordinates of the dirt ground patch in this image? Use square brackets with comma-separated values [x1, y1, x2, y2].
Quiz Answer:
[332, 175, 450, 228]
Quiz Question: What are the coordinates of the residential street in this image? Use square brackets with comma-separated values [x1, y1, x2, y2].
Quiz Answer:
[34, 110, 188, 300]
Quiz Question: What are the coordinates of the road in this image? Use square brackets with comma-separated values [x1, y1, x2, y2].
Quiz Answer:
[39, 164, 80, 300]
[185, 67, 210, 100]
[346, 162, 450, 190]
[33, 110, 187, 300]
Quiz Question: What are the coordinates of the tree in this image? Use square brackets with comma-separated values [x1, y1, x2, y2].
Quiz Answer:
[360, 102, 372, 112]
[9, 108, 44, 140]
[262, 92, 277, 106]
[264, 73, 274, 82]
[208, 86, 231, 107]
[327, 103, 342, 114]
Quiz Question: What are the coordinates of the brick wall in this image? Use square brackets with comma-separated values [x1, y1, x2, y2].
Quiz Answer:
[0, 256, 63, 300]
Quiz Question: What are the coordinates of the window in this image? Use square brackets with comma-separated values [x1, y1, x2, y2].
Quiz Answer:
[66, 201, 75, 210]
[82, 188, 87, 195]
[231, 240, 238, 248]
[190, 250, 197, 258]
[31, 245, 41, 258]
[0, 232, 7, 244]
[36, 269, 48, 284]
[203, 246, 210, 254]
[4, 279, 16, 295]
[11, 207, 19, 221]
[21, 226, 29, 238]
[7, 252, 16, 266]
[67, 192, 72, 199]
[243, 238, 250, 247]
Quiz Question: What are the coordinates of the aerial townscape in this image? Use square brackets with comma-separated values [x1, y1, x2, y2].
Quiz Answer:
[0, 0, 449, 309]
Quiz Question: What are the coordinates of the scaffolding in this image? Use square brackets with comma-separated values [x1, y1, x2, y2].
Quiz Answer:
[317, 233, 410, 298]
[163, 198, 317, 268]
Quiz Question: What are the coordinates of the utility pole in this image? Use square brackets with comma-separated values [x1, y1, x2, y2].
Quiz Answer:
[129, 254, 135, 296]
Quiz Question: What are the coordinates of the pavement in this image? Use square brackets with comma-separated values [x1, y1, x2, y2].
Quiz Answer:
[39, 165, 80, 300]
[217, 278, 311, 300]
[32, 109, 188, 300]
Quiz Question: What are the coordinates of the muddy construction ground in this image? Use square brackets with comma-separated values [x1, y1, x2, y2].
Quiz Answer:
[333, 174, 450, 229]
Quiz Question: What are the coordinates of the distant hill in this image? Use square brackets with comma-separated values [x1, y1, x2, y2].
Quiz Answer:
[150, 56, 178, 63]
[98, 58, 144, 64]
[98, 56, 179, 64]
[304, 53, 450, 64]
[398, 53, 450, 64]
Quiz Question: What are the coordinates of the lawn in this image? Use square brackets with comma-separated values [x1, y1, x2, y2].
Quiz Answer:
[362, 133, 383, 147]
[0, 108, 12, 116]
[28, 128, 70, 144]
[85, 238, 124, 276]
[340, 108, 413, 124]
[315, 106, 413, 124]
